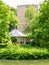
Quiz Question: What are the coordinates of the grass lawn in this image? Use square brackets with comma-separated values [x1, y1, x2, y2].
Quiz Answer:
[0, 59, 49, 65]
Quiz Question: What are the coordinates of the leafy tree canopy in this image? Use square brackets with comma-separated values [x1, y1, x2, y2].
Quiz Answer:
[11, 7, 17, 15]
[0, 0, 18, 43]
[25, 6, 36, 20]
[31, 0, 49, 47]
[24, 6, 37, 33]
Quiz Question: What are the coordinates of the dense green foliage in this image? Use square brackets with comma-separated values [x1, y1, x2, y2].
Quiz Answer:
[11, 7, 17, 15]
[31, 0, 49, 47]
[24, 6, 36, 33]
[0, 1, 18, 43]
[25, 6, 35, 20]
[0, 0, 49, 60]
[0, 44, 49, 60]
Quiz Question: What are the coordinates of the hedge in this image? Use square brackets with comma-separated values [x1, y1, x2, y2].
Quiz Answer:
[0, 46, 49, 59]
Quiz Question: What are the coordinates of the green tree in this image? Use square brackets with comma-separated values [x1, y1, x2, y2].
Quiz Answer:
[24, 6, 36, 33]
[25, 6, 36, 20]
[31, 0, 49, 47]
[0, 1, 18, 43]
[11, 7, 17, 15]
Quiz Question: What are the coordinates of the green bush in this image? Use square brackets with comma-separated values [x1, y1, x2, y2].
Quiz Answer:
[0, 45, 49, 60]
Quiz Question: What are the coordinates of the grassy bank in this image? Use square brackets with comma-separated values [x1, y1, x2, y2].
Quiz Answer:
[0, 60, 49, 65]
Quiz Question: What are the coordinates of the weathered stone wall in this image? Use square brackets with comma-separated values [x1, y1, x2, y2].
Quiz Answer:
[17, 5, 38, 33]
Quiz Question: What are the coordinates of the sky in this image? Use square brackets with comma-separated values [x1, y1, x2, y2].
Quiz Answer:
[2, 0, 44, 8]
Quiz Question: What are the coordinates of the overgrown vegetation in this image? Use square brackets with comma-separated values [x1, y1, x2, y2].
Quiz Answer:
[0, 44, 49, 60]
[25, 0, 49, 47]
[24, 6, 36, 33]
[0, 0, 18, 44]
[0, 0, 49, 60]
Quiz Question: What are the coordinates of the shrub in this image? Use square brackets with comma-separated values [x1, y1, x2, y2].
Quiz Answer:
[0, 45, 49, 60]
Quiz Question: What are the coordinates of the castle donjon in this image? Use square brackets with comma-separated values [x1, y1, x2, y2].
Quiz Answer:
[17, 5, 38, 33]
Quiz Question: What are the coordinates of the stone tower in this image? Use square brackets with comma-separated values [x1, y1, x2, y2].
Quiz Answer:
[17, 5, 38, 33]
